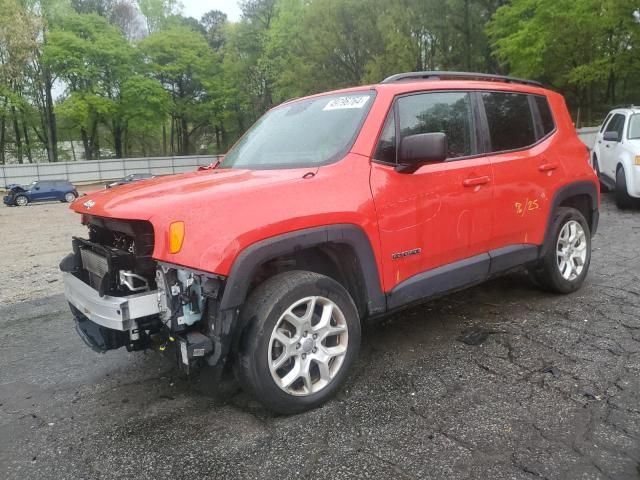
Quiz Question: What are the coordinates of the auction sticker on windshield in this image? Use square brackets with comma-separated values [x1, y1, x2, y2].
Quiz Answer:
[323, 96, 370, 111]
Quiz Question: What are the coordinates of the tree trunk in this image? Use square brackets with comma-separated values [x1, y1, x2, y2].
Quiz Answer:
[181, 117, 189, 155]
[113, 120, 123, 158]
[44, 67, 57, 162]
[162, 122, 167, 156]
[11, 107, 23, 164]
[0, 113, 5, 165]
[81, 127, 91, 160]
[22, 121, 32, 163]
[170, 117, 175, 154]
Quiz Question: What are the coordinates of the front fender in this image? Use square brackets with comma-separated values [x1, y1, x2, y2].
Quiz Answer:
[218, 224, 386, 316]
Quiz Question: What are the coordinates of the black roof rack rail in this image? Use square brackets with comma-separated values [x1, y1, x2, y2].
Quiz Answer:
[380, 71, 544, 88]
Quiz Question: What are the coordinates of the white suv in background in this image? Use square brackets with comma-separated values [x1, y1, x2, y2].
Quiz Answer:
[593, 107, 640, 208]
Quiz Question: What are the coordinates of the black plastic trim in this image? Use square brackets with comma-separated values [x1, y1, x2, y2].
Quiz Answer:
[488, 244, 539, 275]
[387, 253, 490, 311]
[219, 224, 387, 315]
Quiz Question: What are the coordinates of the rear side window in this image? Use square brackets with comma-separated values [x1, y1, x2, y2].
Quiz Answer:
[628, 114, 640, 140]
[397, 91, 474, 159]
[534, 96, 555, 136]
[482, 92, 536, 152]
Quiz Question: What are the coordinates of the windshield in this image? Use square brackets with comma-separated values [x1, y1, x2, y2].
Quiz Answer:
[628, 114, 640, 140]
[220, 91, 375, 169]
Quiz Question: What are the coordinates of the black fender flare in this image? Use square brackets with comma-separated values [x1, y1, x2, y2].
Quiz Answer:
[541, 180, 599, 256]
[219, 224, 387, 316]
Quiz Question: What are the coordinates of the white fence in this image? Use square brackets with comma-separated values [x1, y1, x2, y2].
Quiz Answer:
[0, 128, 599, 187]
[0, 155, 221, 187]
[576, 127, 600, 150]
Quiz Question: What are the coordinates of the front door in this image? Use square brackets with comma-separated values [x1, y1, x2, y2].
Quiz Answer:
[370, 90, 493, 294]
[599, 113, 626, 178]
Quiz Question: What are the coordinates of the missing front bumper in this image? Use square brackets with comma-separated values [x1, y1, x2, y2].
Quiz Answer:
[62, 272, 160, 331]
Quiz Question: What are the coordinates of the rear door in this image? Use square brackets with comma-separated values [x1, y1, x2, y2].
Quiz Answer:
[482, 91, 562, 251]
[370, 90, 494, 293]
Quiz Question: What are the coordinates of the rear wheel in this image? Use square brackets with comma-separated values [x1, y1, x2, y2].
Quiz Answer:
[235, 271, 361, 414]
[64, 192, 77, 203]
[14, 195, 28, 206]
[530, 207, 591, 294]
[615, 166, 634, 209]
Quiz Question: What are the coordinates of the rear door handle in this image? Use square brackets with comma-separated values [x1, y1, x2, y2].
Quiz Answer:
[463, 176, 491, 187]
[538, 163, 558, 172]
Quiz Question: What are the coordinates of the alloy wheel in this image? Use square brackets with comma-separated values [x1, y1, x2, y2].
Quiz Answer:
[556, 220, 587, 281]
[268, 296, 348, 396]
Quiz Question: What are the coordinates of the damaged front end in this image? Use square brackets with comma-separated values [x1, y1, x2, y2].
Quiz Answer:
[60, 216, 235, 373]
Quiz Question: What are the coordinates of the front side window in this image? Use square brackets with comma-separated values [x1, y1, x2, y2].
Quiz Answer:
[220, 92, 375, 169]
[373, 110, 396, 163]
[482, 92, 536, 152]
[628, 114, 640, 140]
[605, 114, 625, 139]
[600, 113, 613, 133]
[396, 91, 474, 159]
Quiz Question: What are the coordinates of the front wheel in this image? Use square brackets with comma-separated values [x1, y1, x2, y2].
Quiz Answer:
[530, 207, 591, 294]
[14, 195, 28, 206]
[64, 192, 77, 203]
[235, 271, 361, 414]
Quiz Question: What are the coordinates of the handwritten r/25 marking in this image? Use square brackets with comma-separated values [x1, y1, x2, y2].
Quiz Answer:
[515, 198, 540, 216]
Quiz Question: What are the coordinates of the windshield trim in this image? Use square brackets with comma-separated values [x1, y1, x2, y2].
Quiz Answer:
[219, 89, 377, 170]
[628, 113, 640, 140]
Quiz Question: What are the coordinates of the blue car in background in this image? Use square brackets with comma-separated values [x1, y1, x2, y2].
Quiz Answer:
[3, 180, 78, 206]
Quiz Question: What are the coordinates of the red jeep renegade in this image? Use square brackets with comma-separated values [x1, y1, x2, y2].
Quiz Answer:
[61, 72, 599, 413]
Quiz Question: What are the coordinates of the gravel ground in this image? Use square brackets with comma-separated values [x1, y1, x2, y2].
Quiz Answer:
[1, 193, 639, 479]
[0, 188, 91, 305]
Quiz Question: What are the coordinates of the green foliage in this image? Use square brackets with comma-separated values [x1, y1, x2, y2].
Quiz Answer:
[488, 0, 640, 123]
[3, 0, 640, 163]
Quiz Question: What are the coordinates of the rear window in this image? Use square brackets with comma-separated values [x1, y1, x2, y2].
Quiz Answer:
[482, 92, 536, 152]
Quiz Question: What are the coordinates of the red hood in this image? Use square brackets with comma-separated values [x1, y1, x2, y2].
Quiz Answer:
[71, 154, 377, 276]
[72, 168, 312, 220]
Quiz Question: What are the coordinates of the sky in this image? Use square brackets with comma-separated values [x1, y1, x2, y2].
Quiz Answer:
[181, 0, 242, 22]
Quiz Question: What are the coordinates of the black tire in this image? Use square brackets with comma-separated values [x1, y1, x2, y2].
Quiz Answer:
[235, 270, 361, 414]
[530, 207, 591, 294]
[593, 155, 610, 192]
[615, 166, 634, 209]
[14, 195, 28, 206]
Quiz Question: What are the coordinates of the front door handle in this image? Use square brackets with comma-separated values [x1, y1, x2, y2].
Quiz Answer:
[463, 176, 491, 187]
[538, 162, 558, 172]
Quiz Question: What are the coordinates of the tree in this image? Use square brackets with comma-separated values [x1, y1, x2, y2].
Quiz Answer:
[488, 0, 640, 124]
[45, 12, 137, 158]
[0, 0, 41, 163]
[140, 26, 218, 155]
[201, 9, 228, 51]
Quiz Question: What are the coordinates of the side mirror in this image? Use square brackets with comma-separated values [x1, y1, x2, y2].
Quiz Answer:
[397, 132, 447, 173]
[603, 131, 620, 142]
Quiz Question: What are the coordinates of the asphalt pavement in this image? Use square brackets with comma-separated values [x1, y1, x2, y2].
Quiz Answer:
[1, 193, 639, 479]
